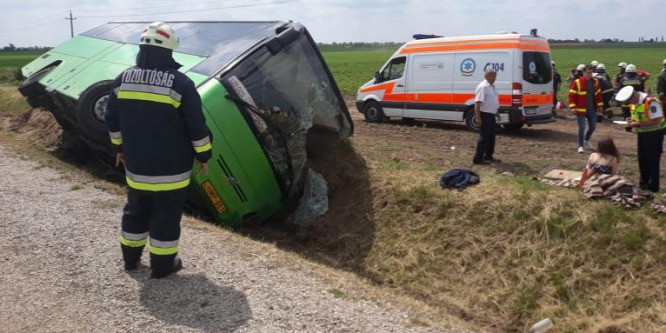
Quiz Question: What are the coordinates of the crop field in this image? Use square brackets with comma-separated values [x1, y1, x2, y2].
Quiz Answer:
[0, 51, 41, 72]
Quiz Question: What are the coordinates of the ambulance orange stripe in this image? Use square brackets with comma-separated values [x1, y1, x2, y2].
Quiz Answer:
[400, 43, 549, 54]
[523, 94, 553, 106]
[404, 38, 548, 49]
[359, 82, 395, 93]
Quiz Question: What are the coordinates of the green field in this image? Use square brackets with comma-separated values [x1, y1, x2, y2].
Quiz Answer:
[0, 51, 41, 72]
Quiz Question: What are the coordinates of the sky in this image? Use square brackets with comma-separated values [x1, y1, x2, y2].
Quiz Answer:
[0, 0, 664, 47]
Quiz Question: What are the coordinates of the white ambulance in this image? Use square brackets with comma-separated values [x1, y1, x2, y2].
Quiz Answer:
[355, 32, 555, 131]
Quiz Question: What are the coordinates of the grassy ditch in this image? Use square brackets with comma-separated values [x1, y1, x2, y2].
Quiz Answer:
[354, 152, 666, 332]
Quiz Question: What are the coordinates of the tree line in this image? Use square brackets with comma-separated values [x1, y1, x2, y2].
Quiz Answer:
[1, 43, 52, 52]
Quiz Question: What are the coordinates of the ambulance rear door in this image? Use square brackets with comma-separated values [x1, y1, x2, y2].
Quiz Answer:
[519, 49, 553, 117]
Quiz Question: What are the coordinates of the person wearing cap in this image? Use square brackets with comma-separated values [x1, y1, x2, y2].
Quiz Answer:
[552, 61, 562, 111]
[657, 58, 666, 105]
[568, 65, 604, 153]
[619, 64, 645, 131]
[615, 85, 666, 192]
[106, 22, 212, 278]
[614, 62, 627, 89]
[472, 69, 501, 165]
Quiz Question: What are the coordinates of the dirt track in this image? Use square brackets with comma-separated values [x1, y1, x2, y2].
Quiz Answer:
[346, 104, 657, 182]
[0, 143, 470, 333]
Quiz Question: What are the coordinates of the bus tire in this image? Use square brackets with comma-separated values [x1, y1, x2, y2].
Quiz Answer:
[76, 81, 114, 146]
[363, 101, 385, 123]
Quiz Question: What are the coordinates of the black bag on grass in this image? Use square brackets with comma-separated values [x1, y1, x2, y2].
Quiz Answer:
[439, 169, 480, 190]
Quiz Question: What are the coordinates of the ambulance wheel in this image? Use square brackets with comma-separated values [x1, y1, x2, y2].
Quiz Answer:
[363, 101, 385, 123]
[502, 123, 524, 132]
[76, 80, 114, 146]
[464, 111, 480, 132]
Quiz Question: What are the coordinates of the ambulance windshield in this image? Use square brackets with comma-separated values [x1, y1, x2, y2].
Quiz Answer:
[523, 52, 552, 84]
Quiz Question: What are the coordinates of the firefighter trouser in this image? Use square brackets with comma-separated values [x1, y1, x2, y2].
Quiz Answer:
[637, 130, 665, 192]
[119, 189, 188, 273]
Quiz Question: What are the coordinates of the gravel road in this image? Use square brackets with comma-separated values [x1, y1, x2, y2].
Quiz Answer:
[0, 144, 472, 333]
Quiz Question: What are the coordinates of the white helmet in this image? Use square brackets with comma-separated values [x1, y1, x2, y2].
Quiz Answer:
[591, 60, 599, 66]
[662, 58, 666, 66]
[596, 63, 606, 71]
[576, 64, 585, 71]
[626, 64, 637, 73]
[140, 22, 179, 50]
[618, 62, 627, 68]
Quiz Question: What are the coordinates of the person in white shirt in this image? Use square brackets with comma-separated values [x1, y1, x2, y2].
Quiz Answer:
[473, 69, 501, 164]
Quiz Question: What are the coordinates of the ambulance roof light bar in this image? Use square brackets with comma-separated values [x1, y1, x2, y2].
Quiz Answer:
[413, 34, 443, 40]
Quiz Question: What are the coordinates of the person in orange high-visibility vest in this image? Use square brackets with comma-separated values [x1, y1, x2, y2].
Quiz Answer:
[568, 65, 604, 154]
[616, 86, 666, 192]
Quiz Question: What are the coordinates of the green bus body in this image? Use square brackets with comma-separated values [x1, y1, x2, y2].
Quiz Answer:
[19, 21, 351, 227]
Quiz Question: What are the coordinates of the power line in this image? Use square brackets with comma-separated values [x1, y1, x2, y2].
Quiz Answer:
[0, 18, 61, 35]
[76, 0, 241, 12]
[78, 0, 300, 19]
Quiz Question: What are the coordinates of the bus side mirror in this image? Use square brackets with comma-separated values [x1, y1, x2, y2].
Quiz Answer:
[375, 71, 382, 83]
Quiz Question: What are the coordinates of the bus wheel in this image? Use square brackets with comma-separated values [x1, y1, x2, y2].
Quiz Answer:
[363, 101, 385, 123]
[464, 111, 480, 132]
[503, 123, 524, 132]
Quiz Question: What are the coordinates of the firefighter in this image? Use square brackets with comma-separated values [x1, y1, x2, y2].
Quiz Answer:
[619, 64, 646, 131]
[615, 86, 666, 192]
[591, 60, 599, 72]
[657, 58, 666, 105]
[552, 61, 562, 112]
[567, 64, 585, 86]
[614, 62, 627, 89]
[595, 64, 615, 114]
[569, 65, 604, 153]
[105, 22, 212, 279]
[620, 64, 645, 92]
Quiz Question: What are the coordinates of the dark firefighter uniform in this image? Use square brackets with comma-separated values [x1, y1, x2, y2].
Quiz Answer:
[658, 67, 666, 105]
[619, 71, 645, 131]
[105, 28, 212, 278]
[617, 86, 666, 192]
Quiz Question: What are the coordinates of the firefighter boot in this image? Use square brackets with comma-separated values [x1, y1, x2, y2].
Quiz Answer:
[121, 244, 144, 271]
[150, 253, 183, 279]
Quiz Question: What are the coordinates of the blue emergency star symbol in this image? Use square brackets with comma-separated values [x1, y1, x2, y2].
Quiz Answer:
[463, 62, 473, 71]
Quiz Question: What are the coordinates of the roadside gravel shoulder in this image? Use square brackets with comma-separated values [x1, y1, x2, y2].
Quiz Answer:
[0, 143, 474, 333]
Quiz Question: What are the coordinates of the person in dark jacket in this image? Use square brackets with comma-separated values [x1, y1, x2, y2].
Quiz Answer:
[105, 22, 212, 279]
[552, 61, 562, 111]
[657, 59, 666, 105]
[619, 64, 645, 132]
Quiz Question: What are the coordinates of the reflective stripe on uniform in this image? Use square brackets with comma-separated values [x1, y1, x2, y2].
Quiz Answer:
[192, 136, 212, 153]
[109, 131, 123, 145]
[117, 91, 181, 108]
[120, 231, 149, 247]
[149, 238, 179, 255]
[125, 169, 192, 192]
[119, 83, 182, 103]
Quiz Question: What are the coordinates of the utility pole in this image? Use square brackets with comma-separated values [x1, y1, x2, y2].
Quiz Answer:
[65, 10, 76, 38]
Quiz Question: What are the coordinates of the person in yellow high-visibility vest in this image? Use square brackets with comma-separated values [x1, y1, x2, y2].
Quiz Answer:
[615, 86, 666, 192]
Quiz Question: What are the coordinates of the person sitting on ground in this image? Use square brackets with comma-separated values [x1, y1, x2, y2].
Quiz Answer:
[585, 137, 619, 175]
